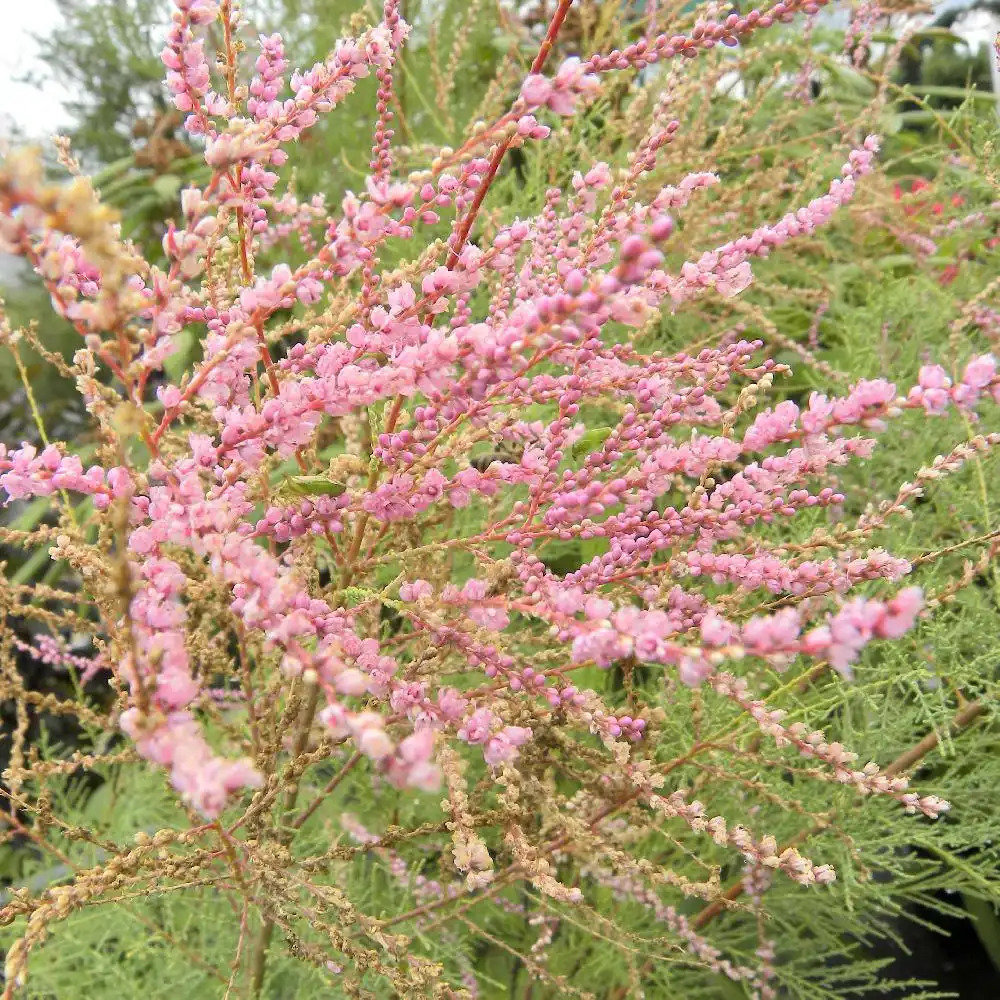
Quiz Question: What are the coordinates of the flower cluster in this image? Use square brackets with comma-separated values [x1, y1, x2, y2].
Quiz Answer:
[1, 1, 996, 996]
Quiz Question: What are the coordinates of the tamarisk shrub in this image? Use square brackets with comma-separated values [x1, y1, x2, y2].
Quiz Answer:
[1, 1, 998, 997]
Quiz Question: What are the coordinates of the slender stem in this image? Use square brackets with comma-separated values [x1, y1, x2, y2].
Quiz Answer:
[341, 395, 404, 586]
[601, 699, 990, 1000]
[11, 341, 50, 447]
[10, 339, 81, 522]
[290, 751, 362, 831]
[214, 821, 252, 896]
[882, 699, 984, 777]
[235, 624, 262, 760]
[380, 870, 519, 929]
[247, 382, 402, 992]
[246, 915, 275, 999]
[247, 683, 321, 997]
[690, 699, 986, 932]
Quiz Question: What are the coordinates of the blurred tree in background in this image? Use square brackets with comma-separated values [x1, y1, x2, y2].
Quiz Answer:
[28, 0, 172, 167]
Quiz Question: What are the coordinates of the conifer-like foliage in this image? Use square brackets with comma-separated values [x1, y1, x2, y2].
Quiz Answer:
[1, 2, 999, 997]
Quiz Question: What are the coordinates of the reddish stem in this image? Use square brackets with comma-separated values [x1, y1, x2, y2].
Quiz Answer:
[446, 0, 575, 269]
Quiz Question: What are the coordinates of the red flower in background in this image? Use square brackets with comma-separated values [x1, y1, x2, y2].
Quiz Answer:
[892, 178, 962, 217]
[892, 179, 976, 284]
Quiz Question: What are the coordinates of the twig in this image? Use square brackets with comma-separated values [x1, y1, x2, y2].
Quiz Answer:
[690, 699, 987, 931]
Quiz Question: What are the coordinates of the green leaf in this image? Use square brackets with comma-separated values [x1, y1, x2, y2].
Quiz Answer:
[539, 539, 583, 576]
[894, 110, 942, 125]
[871, 28, 961, 44]
[823, 62, 876, 98]
[152, 173, 182, 203]
[882, 112, 903, 136]
[963, 894, 1000, 973]
[91, 155, 139, 188]
[571, 427, 613, 461]
[10, 497, 50, 533]
[277, 475, 347, 498]
[163, 328, 198, 383]
[580, 536, 609, 562]
[118, 193, 162, 221]
[876, 255, 918, 270]
[12, 546, 53, 587]
[903, 85, 997, 103]
[97, 169, 152, 202]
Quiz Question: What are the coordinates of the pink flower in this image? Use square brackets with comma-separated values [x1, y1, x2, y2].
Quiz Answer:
[520, 58, 599, 116]
[877, 586, 923, 639]
[963, 354, 996, 390]
[520, 74, 554, 109]
[458, 708, 496, 746]
[908, 365, 952, 414]
[483, 726, 532, 766]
